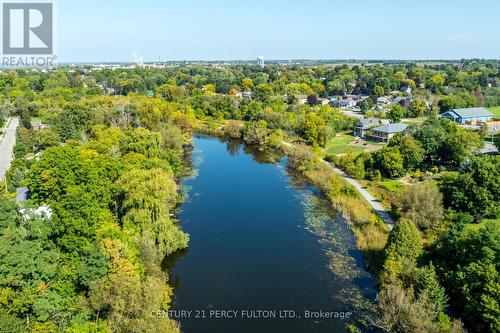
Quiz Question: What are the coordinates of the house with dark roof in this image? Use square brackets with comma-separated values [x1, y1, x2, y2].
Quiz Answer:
[400, 85, 412, 94]
[442, 107, 493, 124]
[393, 96, 412, 108]
[370, 123, 409, 142]
[354, 118, 383, 138]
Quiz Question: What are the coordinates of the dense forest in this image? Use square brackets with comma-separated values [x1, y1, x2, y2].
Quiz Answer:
[0, 60, 498, 332]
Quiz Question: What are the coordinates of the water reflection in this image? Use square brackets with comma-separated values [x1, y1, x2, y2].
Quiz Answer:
[165, 135, 377, 333]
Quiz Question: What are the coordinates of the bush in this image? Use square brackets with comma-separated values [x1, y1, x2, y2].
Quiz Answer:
[398, 184, 444, 232]
[224, 120, 243, 139]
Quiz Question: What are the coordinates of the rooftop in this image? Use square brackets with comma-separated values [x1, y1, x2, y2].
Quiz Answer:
[373, 123, 408, 134]
[16, 187, 29, 203]
[449, 107, 493, 118]
[356, 118, 381, 128]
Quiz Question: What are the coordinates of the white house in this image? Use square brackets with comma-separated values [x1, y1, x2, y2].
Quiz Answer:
[294, 94, 308, 105]
[20, 205, 53, 221]
[401, 85, 412, 94]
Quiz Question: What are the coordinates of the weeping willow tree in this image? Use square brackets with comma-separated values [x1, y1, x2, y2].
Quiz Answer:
[117, 168, 189, 256]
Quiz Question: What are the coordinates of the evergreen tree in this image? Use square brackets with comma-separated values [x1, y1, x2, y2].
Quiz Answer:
[381, 219, 423, 285]
[416, 263, 449, 314]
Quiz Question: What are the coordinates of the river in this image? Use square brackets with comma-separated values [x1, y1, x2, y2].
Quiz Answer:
[166, 135, 377, 333]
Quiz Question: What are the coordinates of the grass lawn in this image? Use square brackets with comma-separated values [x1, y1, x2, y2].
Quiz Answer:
[487, 106, 500, 119]
[378, 179, 406, 192]
[402, 117, 428, 125]
[359, 178, 406, 212]
[325, 134, 365, 155]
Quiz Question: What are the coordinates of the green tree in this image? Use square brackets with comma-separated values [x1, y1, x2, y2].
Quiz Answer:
[389, 134, 424, 171]
[410, 98, 427, 117]
[302, 112, 326, 147]
[254, 83, 274, 102]
[415, 263, 449, 314]
[387, 104, 405, 123]
[243, 120, 270, 146]
[373, 85, 385, 97]
[373, 147, 405, 178]
[241, 78, 254, 92]
[0, 308, 26, 333]
[433, 219, 499, 333]
[155, 83, 186, 102]
[429, 74, 445, 93]
[117, 168, 188, 256]
[381, 219, 422, 285]
[438, 155, 499, 218]
[359, 98, 374, 113]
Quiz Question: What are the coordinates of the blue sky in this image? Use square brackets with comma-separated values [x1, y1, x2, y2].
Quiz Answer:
[58, 0, 500, 62]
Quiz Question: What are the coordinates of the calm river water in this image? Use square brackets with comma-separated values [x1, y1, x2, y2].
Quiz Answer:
[166, 135, 377, 333]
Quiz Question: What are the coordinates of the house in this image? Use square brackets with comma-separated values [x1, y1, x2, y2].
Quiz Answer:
[377, 97, 390, 105]
[357, 94, 371, 100]
[370, 123, 409, 142]
[317, 97, 330, 106]
[354, 118, 383, 138]
[20, 205, 53, 221]
[441, 107, 493, 124]
[330, 99, 356, 108]
[30, 121, 49, 130]
[294, 94, 308, 105]
[393, 96, 412, 108]
[242, 91, 253, 99]
[401, 85, 412, 94]
[16, 187, 29, 203]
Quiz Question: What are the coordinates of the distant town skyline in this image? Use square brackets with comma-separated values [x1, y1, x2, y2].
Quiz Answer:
[58, 0, 500, 62]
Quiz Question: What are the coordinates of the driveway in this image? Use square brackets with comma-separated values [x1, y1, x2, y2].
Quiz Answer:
[0, 117, 20, 180]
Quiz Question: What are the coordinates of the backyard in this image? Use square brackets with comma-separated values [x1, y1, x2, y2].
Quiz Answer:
[324, 133, 384, 156]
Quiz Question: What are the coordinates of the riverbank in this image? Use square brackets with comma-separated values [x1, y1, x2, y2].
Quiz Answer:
[170, 135, 378, 332]
[193, 120, 389, 272]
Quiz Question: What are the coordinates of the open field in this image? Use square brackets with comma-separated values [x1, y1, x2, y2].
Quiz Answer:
[402, 117, 428, 125]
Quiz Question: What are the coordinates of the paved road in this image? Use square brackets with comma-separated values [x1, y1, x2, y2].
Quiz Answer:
[0, 117, 19, 180]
